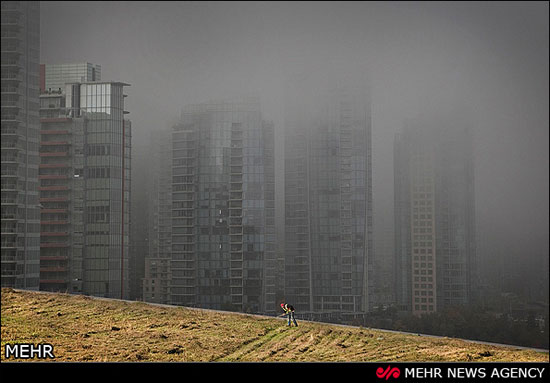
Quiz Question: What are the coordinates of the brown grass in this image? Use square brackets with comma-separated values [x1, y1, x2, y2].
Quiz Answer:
[1, 288, 548, 362]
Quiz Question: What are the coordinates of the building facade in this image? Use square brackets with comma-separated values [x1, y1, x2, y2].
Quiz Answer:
[38, 90, 85, 292]
[41, 62, 101, 94]
[170, 98, 276, 313]
[37, 75, 131, 299]
[394, 118, 476, 315]
[284, 81, 373, 321]
[142, 128, 173, 303]
[1, 1, 41, 289]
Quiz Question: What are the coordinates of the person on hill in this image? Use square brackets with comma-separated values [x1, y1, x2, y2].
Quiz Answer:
[280, 303, 298, 327]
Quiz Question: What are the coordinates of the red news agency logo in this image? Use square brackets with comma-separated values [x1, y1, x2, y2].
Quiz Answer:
[376, 366, 401, 380]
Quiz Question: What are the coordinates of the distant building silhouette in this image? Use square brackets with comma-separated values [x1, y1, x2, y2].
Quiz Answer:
[283, 77, 374, 321]
[142, 128, 173, 304]
[394, 116, 477, 315]
[168, 98, 276, 313]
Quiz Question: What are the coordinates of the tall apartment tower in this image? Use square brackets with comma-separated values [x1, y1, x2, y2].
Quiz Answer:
[1, 1, 41, 289]
[142, 128, 173, 303]
[37, 73, 131, 299]
[394, 117, 476, 316]
[284, 80, 373, 321]
[170, 98, 276, 314]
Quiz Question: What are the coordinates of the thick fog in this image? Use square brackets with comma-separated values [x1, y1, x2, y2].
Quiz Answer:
[40, 2, 549, 294]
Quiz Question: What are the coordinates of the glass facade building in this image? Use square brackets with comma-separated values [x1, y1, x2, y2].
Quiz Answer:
[37, 76, 131, 299]
[67, 81, 131, 298]
[284, 82, 373, 320]
[42, 63, 100, 93]
[1, 1, 41, 289]
[170, 98, 276, 313]
[394, 119, 476, 315]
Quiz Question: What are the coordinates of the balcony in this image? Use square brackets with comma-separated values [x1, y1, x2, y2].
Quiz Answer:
[230, 148, 243, 156]
[1, 2, 22, 11]
[38, 185, 69, 191]
[41, 232, 69, 237]
[0, 197, 17, 205]
[1, 126, 21, 136]
[1, 171, 18, 178]
[40, 141, 70, 146]
[40, 209, 67, 214]
[40, 118, 71, 124]
[38, 175, 68, 180]
[40, 267, 67, 273]
[40, 163, 69, 169]
[39, 152, 68, 157]
[0, 181, 18, 191]
[0, 73, 21, 81]
[0, 34, 20, 43]
[40, 220, 68, 225]
[40, 256, 68, 261]
[40, 243, 69, 248]
[228, 201, 242, 209]
[40, 129, 70, 135]
[1, 140, 20, 150]
[39, 279, 67, 284]
[1, 101, 19, 110]
[40, 198, 68, 205]
[1, 84, 19, 92]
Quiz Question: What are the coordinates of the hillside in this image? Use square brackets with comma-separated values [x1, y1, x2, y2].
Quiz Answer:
[1, 288, 548, 362]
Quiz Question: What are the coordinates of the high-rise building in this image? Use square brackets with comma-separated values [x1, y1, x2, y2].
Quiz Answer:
[38, 89, 85, 293]
[1, 1, 41, 289]
[284, 79, 373, 321]
[41, 63, 101, 93]
[37, 75, 131, 299]
[170, 98, 276, 313]
[372, 217, 395, 308]
[394, 117, 476, 315]
[142, 128, 173, 304]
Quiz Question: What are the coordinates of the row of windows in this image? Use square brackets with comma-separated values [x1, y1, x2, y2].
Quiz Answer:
[414, 269, 433, 275]
[85, 205, 110, 224]
[415, 305, 434, 311]
[414, 298, 434, 303]
[414, 283, 434, 289]
[86, 167, 111, 179]
[85, 144, 113, 156]
[414, 263, 434, 269]
[413, 256, 434, 263]
[413, 200, 433, 206]
[413, 249, 433, 254]
[414, 276, 434, 282]
[413, 242, 433, 247]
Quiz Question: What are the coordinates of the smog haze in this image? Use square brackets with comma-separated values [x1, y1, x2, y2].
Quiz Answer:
[40, 1, 549, 295]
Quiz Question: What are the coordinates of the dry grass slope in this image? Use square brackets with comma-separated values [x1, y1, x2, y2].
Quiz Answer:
[1, 288, 548, 362]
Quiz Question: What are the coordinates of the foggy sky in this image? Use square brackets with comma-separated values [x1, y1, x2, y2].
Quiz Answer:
[40, 2, 549, 283]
